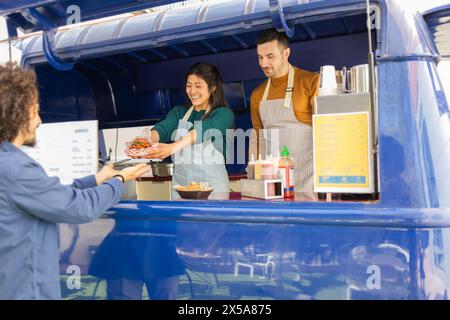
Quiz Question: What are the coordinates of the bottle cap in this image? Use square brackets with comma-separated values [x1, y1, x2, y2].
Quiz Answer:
[281, 145, 290, 157]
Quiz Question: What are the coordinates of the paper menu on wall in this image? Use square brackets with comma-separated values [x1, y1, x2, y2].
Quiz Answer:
[22, 120, 99, 185]
[313, 112, 373, 193]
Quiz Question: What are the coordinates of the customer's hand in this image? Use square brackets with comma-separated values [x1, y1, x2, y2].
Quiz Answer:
[117, 163, 150, 182]
[96, 163, 119, 185]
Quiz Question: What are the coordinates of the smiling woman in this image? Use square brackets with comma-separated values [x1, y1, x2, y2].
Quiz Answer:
[186, 74, 211, 109]
[131, 62, 234, 199]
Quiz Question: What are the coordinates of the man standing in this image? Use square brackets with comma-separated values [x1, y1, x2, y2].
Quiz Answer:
[249, 28, 319, 195]
[0, 63, 149, 299]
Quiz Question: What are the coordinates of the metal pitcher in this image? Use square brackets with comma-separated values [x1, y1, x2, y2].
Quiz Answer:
[342, 64, 369, 94]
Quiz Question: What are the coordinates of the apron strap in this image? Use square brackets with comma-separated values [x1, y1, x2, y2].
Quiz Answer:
[181, 106, 210, 122]
[262, 64, 295, 109]
[181, 106, 195, 122]
[284, 64, 295, 108]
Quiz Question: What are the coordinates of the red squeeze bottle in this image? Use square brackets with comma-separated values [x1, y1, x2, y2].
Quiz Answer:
[278, 146, 294, 198]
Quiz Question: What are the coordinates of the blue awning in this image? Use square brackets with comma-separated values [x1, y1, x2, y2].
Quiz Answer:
[11, 0, 371, 67]
[0, 0, 183, 33]
[7, 0, 441, 70]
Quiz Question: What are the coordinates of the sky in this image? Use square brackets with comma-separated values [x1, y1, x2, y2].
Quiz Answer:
[406, 0, 449, 12]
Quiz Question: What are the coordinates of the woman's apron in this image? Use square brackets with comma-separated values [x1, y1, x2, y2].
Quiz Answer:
[171, 106, 229, 199]
[258, 65, 315, 197]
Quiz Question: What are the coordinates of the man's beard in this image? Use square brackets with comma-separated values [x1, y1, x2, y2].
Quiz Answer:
[23, 136, 36, 147]
[22, 127, 37, 147]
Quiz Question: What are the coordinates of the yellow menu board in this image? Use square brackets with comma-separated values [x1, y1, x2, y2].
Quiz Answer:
[313, 112, 372, 193]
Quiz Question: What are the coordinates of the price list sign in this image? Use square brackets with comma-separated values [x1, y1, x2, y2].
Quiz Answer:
[313, 112, 373, 193]
[23, 120, 98, 185]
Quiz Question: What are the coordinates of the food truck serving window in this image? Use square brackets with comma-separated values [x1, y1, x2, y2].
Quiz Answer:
[5, 1, 386, 204]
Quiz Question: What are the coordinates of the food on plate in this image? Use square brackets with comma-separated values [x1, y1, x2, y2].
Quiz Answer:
[175, 182, 212, 192]
[125, 137, 159, 158]
[129, 137, 152, 149]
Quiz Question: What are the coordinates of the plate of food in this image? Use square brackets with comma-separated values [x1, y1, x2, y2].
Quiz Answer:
[125, 137, 159, 158]
[175, 182, 213, 199]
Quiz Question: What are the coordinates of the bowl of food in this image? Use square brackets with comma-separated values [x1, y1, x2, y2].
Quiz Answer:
[175, 182, 213, 199]
[125, 137, 158, 158]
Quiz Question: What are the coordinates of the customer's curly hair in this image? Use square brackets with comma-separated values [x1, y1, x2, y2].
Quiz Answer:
[0, 62, 38, 144]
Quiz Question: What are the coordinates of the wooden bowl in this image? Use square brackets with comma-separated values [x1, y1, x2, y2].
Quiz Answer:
[176, 189, 213, 199]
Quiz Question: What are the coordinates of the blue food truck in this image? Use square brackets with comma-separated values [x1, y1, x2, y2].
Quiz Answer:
[1, 0, 450, 299]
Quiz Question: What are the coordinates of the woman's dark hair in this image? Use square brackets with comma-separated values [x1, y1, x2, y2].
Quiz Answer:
[0, 62, 38, 144]
[185, 62, 228, 118]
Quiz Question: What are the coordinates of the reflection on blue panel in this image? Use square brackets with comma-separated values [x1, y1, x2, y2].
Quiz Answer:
[59, 216, 450, 300]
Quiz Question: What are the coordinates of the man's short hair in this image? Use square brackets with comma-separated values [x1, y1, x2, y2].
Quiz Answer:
[256, 28, 289, 49]
[0, 62, 38, 144]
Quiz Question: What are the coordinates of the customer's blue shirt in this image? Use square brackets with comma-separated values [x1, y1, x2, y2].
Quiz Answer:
[0, 141, 124, 299]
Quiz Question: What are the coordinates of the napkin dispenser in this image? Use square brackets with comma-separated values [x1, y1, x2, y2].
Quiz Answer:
[241, 179, 283, 200]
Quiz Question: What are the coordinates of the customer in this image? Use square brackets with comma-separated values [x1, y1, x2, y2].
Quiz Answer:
[0, 62, 150, 299]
